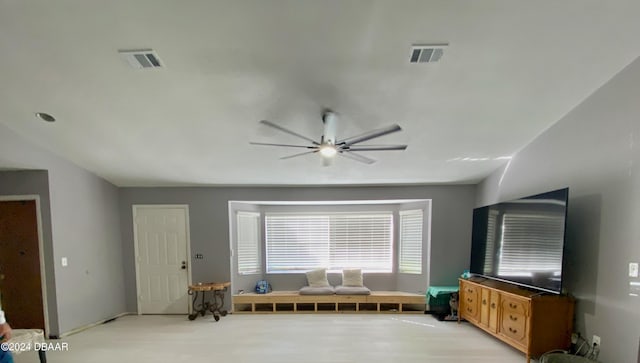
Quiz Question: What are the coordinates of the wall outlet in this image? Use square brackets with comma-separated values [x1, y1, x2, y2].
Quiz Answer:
[630, 262, 639, 278]
[61, 257, 68, 267]
[593, 335, 601, 346]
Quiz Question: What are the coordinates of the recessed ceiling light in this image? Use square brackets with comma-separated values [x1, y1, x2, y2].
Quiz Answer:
[35, 112, 56, 122]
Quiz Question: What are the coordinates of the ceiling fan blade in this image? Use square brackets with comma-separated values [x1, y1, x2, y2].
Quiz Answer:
[260, 120, 319, 145]
[280, 150, 318, 160]
[344, 145, 408, 151]
[250, 142, 315, 149]
[338, 124, 402, 146]
[338, 151, 376, 164]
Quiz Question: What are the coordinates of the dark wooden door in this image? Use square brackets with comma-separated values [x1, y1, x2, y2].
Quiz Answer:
[0, 200, 45, 329]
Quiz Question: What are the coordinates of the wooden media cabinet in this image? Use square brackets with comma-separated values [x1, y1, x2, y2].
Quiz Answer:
[459, 278, 574, 363]
[233, 291, 426, 313]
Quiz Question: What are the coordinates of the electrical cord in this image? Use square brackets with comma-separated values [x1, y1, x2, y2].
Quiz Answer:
[586, 343, 600, 360]
[571, 333, 600, 361]
[574, 340, 587, 356]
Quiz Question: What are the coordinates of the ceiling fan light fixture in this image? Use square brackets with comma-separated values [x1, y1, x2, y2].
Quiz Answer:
[319, 144, 337, 157]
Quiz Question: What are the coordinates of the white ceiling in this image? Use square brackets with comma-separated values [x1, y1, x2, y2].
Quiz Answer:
[1, 1, 639, 186]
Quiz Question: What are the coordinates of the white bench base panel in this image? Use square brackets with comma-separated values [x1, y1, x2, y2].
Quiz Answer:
[233, 291, 426, 313]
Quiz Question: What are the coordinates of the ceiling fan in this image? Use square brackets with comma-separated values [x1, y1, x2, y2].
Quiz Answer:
[250, 111, 407, 165]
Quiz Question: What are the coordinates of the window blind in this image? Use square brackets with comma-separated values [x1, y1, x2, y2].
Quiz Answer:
[236, 211, 261, 275]
[329, 214, 393, 272]
[265, 213, 393, 273]
[483, 210, 499, 275]
[265, 215, 330, 273]
[399, 209, 423, 274]
[497, 213, 564, 276]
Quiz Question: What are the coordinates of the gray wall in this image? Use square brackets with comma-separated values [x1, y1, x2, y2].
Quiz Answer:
[119, 185, 476, 311]
[0, 170, 58, 335]
[477, 56, 640, 363]
[0, 123, 127, 335]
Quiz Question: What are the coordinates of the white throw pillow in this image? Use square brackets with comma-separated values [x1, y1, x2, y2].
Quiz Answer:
[342, 269, 363, 287]
[306, 268, 330, 288]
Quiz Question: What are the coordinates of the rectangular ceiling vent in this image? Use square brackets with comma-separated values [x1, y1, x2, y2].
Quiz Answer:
[119, 49, 163, 69]
[409, 44, 448, 64]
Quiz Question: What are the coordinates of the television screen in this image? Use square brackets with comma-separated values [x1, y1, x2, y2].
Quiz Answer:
[469, 188, 569, 294]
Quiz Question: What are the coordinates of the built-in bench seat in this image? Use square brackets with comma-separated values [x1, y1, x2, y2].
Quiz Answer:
[232, 291, 426, 313]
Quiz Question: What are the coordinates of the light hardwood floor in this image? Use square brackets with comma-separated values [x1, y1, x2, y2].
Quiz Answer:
[14, 314, 530, 363]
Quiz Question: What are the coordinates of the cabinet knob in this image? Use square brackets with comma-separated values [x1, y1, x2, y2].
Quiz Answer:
[509, 327, 517, 334]
[509, 315, 518, 321]
[467, 298, 472, 303]
[509, 303, 517, 309]
[491, 303, 496, 309]
[482, 299, 487, 305]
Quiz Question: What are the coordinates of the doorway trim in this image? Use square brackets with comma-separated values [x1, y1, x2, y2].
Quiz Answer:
[0, 195, 50, 336]
[132, 204, 192, 315]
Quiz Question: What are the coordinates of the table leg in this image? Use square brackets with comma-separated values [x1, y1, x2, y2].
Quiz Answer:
[207, 288, 228, 321]
[38, 349, 47, 363]
[188, 289, 201, 320]
[200, 291, 209, 316]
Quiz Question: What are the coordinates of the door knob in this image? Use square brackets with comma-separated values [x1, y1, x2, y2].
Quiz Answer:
[181, 261, 187, 270]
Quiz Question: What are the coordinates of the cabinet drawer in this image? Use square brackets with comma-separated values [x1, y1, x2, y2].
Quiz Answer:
[502, 296, 529, 316]
[500, 313, 527, 344]
[503, 311, 525, 326]
[463, 293, 477, 305]
[462, 284, 477, 295]
[462, 300, 477, 317]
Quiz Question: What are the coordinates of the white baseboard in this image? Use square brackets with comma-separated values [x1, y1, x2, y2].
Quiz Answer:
[59, 312, 132, 337]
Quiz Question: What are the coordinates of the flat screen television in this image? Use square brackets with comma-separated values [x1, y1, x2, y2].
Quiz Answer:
[469, 188, 569, 294]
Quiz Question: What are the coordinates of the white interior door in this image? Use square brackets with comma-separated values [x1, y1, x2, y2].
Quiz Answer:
[134, 205, 191, 314]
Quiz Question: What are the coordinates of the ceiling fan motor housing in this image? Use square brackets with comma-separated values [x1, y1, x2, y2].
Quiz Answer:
[322, 111, 337, 145]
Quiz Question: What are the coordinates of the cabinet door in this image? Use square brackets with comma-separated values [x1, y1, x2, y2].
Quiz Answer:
[480, 288, 490, 327]
[460, 281, 480, 323]
[488, 290, 500, 333]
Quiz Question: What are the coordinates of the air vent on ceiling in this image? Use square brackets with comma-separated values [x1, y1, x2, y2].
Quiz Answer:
[409, 44, 448, 63]
[119, 49, 163, 69]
